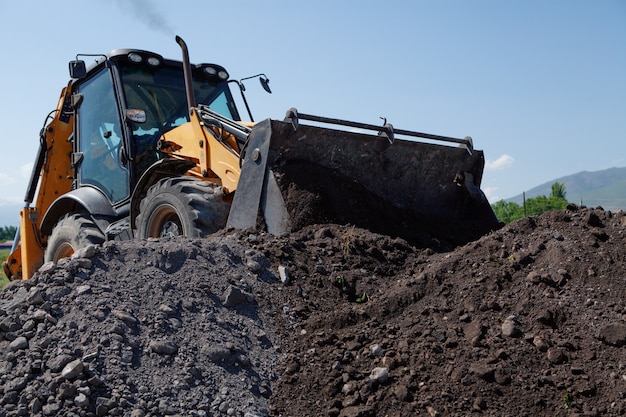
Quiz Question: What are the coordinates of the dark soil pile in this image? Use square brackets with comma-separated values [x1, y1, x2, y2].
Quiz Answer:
[1, 206, 625, 417]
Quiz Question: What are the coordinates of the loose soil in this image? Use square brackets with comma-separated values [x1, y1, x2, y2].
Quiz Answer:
[1, 206, 625, 417]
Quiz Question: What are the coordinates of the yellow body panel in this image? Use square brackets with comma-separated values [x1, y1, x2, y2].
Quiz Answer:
[18, 207, 44, 279]
[161, 109, 243, 193]
[3, 85, 75, 280]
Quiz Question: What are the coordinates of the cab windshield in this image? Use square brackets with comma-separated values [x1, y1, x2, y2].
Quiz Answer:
[117, 61, 240, 174]
[119, 62, 239, 134]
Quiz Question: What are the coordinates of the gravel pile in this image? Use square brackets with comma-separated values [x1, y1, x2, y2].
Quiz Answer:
[1, 236, 281, 417]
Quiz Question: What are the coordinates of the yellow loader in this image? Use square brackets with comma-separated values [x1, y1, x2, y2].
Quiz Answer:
[3, 37, 499, 280]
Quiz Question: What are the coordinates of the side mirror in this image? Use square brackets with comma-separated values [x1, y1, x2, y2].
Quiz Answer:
[259, 76, 271, 94]
[69, 60, 87, 79]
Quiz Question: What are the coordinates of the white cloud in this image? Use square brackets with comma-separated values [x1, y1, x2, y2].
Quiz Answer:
[485, 154, 514, 171]
[483, 186, 501, 203]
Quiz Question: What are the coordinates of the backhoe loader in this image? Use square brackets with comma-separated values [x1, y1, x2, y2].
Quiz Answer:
[3, 36, 499, 281]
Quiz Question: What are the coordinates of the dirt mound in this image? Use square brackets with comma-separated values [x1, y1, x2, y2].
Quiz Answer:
[1, 206, 625, 417]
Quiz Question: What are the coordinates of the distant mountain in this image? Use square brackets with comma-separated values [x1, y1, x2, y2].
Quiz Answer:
[506, 166, 626, 212]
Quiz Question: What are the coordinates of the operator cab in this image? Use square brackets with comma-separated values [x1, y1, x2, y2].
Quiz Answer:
[68, 50, 241, 205]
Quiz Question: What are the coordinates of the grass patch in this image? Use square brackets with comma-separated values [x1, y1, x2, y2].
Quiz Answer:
[0, 249, 9, 289]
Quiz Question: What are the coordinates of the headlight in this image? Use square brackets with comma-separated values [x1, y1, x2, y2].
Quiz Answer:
[128, 53, 143, 63]
[204, 66, 217, 76]
[147, 56, 161, 66]
[218, 70, 229, 80]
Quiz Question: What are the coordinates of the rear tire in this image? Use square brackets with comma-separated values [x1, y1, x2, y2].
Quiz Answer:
[136, 177, 230, 239]
[45, 213, 106, 263]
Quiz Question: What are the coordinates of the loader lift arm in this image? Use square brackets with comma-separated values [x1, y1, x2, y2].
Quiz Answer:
[3, 84, 76, 280]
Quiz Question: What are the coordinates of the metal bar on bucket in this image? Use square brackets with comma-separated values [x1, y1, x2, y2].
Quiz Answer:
[295, 112, 471, 148]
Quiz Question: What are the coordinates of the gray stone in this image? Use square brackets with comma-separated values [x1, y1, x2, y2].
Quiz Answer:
[4, 375, 28, 392]
[32, 309, 48, 321]
[370, 344, 383, 356]
[278, 265, 290, 285]
[76, 285, 92, 295]
[149, 340, 178, 355]
[246, 259, 262, 273]
[223, 285, 247, 307]
[73, 244, 99, 259]
[9, 336, 28, 351]
[74, 392, 90, 408]
[27, 288, 45, 305]
[37, 261, 56, 275]
[203, 345, 232, 363]
[47, 354, 73, 373]
[502, 315, 523, 338]
[159, 304, 177, 316]
[112, 309, 139, 326]
[42, 402, 61, 416]
[61, 359, 84, 379]
[369, 367, 389, 384]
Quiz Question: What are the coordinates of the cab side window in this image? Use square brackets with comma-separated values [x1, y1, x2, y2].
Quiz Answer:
[76, 70, 129, 203]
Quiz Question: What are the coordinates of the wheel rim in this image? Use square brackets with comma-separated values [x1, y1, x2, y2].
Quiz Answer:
[52, 242, 75, 262]
[146, 204, 183, 238]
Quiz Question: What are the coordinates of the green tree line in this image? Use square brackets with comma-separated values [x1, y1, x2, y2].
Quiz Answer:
[0, 226, 17, 242]
[491, 182, 569, 224]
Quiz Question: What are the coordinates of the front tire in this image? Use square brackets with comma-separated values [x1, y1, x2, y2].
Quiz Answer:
[45, 213, 106, 263]
[136, 177, 230, 239]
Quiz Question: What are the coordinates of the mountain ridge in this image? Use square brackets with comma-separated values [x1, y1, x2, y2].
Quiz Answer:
[506, 166, 626, 211]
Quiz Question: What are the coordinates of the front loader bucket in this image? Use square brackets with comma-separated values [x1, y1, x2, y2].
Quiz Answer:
[229, 111, 500, 249]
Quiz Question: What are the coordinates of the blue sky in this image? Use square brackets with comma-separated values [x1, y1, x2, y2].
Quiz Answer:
[0, 0, 624, 226]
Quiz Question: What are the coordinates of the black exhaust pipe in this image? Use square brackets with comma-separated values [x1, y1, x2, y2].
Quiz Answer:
[175, 35, 196, 110]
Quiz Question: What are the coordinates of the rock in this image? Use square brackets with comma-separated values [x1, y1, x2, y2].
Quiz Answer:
[223, 285, 247, 307]
[368, 367, 389, 384]
[76, 285, 92, 295]
[26, 288, 45, 305]
[526, 271, 541, 284]
[30, 398, 43, 414]
[58, 381, 78, 399]
[585, 211, 603, 227]
[8, 336, 28, 351]
[61, 359, 84, 379]
[597, 323, 626, 347]
[38, 261, 57, 275]
[533, 336, 551, 352]
[112, 309, 139, 326]
[75, 392, 90, 408]
[47, 354, 74, 373]
[73, 244, 99, 259]
[149, 340, 178, 355]
[42, 402, 61, 415]
[159, 303, 177, 316]
[4, 375, 28, 392]
[72, 257, 93, 270]
[546, 347, 567, 365]
[278, 265, 290, 285]
[370, 344, 383, 356]
[501, 315, 522, 338]
[203, 345, 232, 364]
